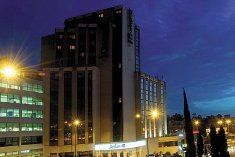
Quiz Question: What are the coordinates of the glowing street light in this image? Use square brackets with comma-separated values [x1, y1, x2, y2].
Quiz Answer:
[135, 109, 159, 157]
[73, 119, 80, 157]
[136, 114, 141, 118]
[217, 120, 223, 125]
[0, 65, 18, 78]
[73, 120, 80, 126]
[194, 120, 200, 126]
[226, 119, 231, 124]
[150, 110, 159, 119]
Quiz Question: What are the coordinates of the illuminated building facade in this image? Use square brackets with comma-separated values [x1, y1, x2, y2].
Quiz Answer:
[41, 5, 166, 157]
[135, 72, 167, 139]
[41, 5, 143, 157]
[0, 71, 44, 156]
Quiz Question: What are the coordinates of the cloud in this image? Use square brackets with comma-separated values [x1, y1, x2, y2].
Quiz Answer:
[148, 53, 186, 62]
[224, 87, 235, 95]
[193, 95, 235, 115]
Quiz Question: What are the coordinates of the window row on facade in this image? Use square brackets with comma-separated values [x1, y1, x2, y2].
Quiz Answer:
[0, 136, 42, 147]
[0, 123, 43, 132]
[0, 82, 43, 93]
[0, 93, 43, 105]
[0, 108, 43, 118]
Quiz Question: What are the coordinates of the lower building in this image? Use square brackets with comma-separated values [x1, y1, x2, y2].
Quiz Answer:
[0, 65, 44, 157]
[135, 72, 167, 140]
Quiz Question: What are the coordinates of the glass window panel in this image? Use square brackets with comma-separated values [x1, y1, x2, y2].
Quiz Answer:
[0, 109, 6, 117]
[0, 123, 6, 132]
[22, 110, 27, 118]
[28, 84, 32, 91]
[0, 94, 7, 102]
[22, 97, 27, 104]
[6, 109, 13, 117]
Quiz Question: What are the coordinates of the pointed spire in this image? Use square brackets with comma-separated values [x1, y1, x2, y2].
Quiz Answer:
[183, 88, 196, 157]
[183, 88, 189, 112]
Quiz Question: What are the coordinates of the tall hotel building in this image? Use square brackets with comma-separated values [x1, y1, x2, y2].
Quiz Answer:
[0, 67, 44, 157]
[41, 6, 167, 157]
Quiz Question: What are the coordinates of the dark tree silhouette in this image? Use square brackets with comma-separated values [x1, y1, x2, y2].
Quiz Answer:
[210, 125, 219, 157]
[183, 89, 196, 157]
[197, 131, 204, 157]
[218, 126, 230, 157]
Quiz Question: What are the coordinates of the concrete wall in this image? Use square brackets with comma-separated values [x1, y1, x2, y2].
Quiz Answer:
[43, 67, 100, 156]
[99, 24, 113, 143]
[122, 8, 137, 142]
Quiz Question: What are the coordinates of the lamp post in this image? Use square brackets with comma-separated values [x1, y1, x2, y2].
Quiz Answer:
[73, 120, 80, 157]
[136, 109, 159, 157]
[194, 120, 200, 131]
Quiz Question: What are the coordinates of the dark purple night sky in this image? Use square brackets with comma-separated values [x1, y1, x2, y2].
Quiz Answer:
[1, 0, 235, 116]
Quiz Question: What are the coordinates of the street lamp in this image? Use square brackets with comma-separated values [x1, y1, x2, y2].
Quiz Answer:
[194, 120, 200, 131]
[73, 119, 80, 157]
[194, 120, 200, 126]
[217, 120, 223, 126]
[0, 64, 19, 78]
[150, 110, 159, 119]
[136, 109, 159, 157]
[136, 114, 141, 119]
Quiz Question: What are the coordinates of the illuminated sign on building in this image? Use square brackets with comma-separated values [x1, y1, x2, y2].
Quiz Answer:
[94, 140, 146, 151]
[127, 9, 133, 44]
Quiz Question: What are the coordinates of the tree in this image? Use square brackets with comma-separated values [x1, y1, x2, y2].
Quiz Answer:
[171, 113, 184, 121]
[183, 89, 196, 157]
[218, 126, 230, 157]
[197, 130, 204, 157]
[210, 125, 219, 157]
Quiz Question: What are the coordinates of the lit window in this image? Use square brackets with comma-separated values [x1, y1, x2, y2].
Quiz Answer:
[57, 46, 62, 50]
[98, 13, 104, 18]
[21, 123, 43, 131]
[7, 123, 19, 131]
[6, 109, 19, 117]
[116, 10, 122, 14]
[80, 52, 85, 57]
[22, 109, 43, 119]
[0, 108, 6, 117]
[33, 84, 43, 93]
[0, 94, 7, 102]
[0, 93, 20, 104]
[0, 82, 20, 90]
[69, 45, 75, 50]
[0, 123, 6, 132]
[22, 96, 43, 106]
[0, 123, 19, 132]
